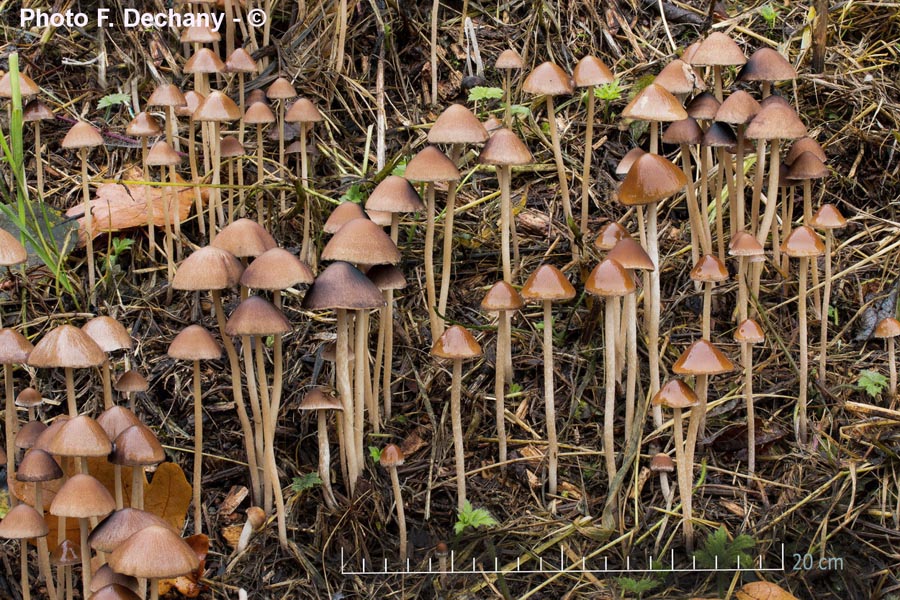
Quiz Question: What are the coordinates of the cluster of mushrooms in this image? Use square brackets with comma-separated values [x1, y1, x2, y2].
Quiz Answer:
[0, 17, 882, 595]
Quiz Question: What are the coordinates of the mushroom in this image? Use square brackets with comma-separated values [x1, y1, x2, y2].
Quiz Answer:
[82, 316, 132, 410]
[661, 118, 711, 266]
[15, 387, 42, 422]
[810, 204, 847, 387]
[90, 566, 139, 596]
[300, 388, 343, 509]
[285, 98, 325, 264]
[0, 328, 32, 496]
[108, 526, 200, 600]
[110, 423, 165, 511]
[174, 90, 207, 236]
[573, 56, 615, 235]
[737, 47, 798, 99]
[46, 414, 113, 475]
[787, 151, 829, 316]
[125, 111, 162, 185]
[495, 49, 524, 126]
[734, 318, 765, 475]
[621, 83, 686, 156]
[520, 264, 576, 496]
[653, 58, 705, 101]
[729, 232, 765, 324]
[367, 264, 408, 428]
[380, 444, 407, 561]
[224, 48, 258, 145]
[145, 140, 183, 287]
[404, 146, 461, 340]
[686, 31, 747, 102]
[145, 83, 186, 154]
[702, 123, 738, 260]
[88, 507, 174, 557]
[875, 318, 900, 404]
[690, 255, 729, 340]
[22, 100, 53, 205]
[193, 91, 242, 240]
[523, 62, 575, 225]
[0, 503, 49, 600]
[96, 406, 141, 508]
[265, 77, 297, 214]
[235, 506, 266, 553]
[220, 136, 244, 224]
[114, 369, 149, 410]
[781, 225, 825, 443]
[715, 91, 761, 235]
[27, 325, 106, 416]
[15, 449, 61, 598]
[50, 538, 79, 600]
[168, 325, 222, 535]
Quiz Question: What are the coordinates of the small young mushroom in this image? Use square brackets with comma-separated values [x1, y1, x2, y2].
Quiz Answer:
[15, 449, 61, 597]
[495, 49, 524, 126]
[380, 443, 408, 561]
[0, 327, 32, 494]
[734, 318, 765, 476]
[810, 203, 847, 387]
[82, 315, 133, 410]
[265, 77, 297, 213]
[874, 318, 900, 405]
[108, 526, 200, 600]
[0, 503, 49, 600]
[300, 388, 343, 509]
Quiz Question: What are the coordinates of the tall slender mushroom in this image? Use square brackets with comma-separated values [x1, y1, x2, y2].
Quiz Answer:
[715, 91, 761, 235]
[787, 151, 829, 317]
[729, 231, 765, 323]
[82, 316, 132, 411]
[690, 255, 729, 340]
[146, 83, 187, 154]
[168, 325, 222, 535]
[266, 77, 297, 214]
[96, 405, 141, 509]
[495, 50, 524, 126]
[0, 328, 32, 500]
[520, 264, 576, 496]
[380, 444, 407, 561]
[734, 318, 765, 476]
[146, 140, 183, 287]
[114, 369, 149, 410]
[285, 98, 325, 263]
[662, 117, 711, 265]
[702, 123, 738, 260]
[300, 388, 343, 509]
[810, 204, 847, 386]
[573, 56, 615, 235]
[243, 101, 277, 222]
[367, 264, 407, 428]
[875, 318, 900, 405]
[224, 47, 258, 146]
[22, 100, 53, 204]
[108, 526, 200, 600]
[194, 91, 242, 240]
[174, 90, 206, 236]
[15, 448, 61, 598]
[27, 324, 106, 416]
[111, 423, 165, 511]
[0, 503, 49, 600]
[686, 31, 746, 102]
[431, 325, 483, 510]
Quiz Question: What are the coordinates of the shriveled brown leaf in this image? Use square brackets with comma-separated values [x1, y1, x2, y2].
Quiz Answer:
[735, 581, 800, 600]
[158, 533, 209, 598]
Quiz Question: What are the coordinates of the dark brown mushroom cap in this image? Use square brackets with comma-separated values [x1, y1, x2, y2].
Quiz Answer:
[0, 503, 48, 539]
[380, 443, 405, 467]
[49, 415, 112, 457]
[324, 202, 367, 234]
[495, 49, 524, 70]
[61, 121, 103, 149]
[653, 59, 703, 95]
[172, 246, 244, 291]
[194, 91, 242, 122]
[687, 31, 747, 66]
[110, 424, 165, 467]
[786, 151, 828, 180]
[114, 370, 149, 393]
[50, 538, 80, 566]
[90, 584, 142, 600]
[15, 387, 42, 408]
[108, 525, 200, 579]
[366, 264, 407, 291]
[702, 122, 737, 148]
[481, 281, 524, 312]
[585, 258, 636, 297]
[0, 71, 39, 98]
[15, 421, 47, 450]
[431, 325, 483, 359]
[662, 118, 703, 146]
[266, 77, 297, 100]
[810, 204, 847, 230]
[746, 102, 807, 140]
[125, 112, 162, 137]
[147, 84, 187, 108]
[573, 55, 615, 88]
[0, 228, 28, 266]
[428, 104, 489, 144]
[225, 47, 258, 73]
[621, 83, 687, 122]
[781, 225, 825, 258]
[672, 339, 734, 375]
[28, 325, 106, 369]
[241, 248, 314, 290]
[300, 388, 343, 411]
[618, 153, 687, 206]
[90, 565, 140, 594]
[285, 98, 324, 123]
[479, 128, 533, 166]
[715, 90, 761, 124]
[302, 262, 386, 310]
[652, 379, 699, 409]
[874, 317, 900, 339]
[145, 141, 181, 167]
[211, 218, 277, 258]
[483, 116, 503, 133]
[404, 146, 461, 182]
[22, 100, 53, 122]
[728, 231, 765, 257]
[365, 176, 425, 213]
[616, 148, 646, 177]
[650, 453, 675, 473]
[243, 101, 276, 124]
[82, 316, 132, 353]
[607, 238, 655, 271]
[96, 406, 142, 442]
[219, 136, 244, 158]
[786, 137, 826, 164]
[246, 89, 268, 105]
[522, 62, 573, 96]
[88, 508, 174, 554]
[15, 448, 63, 482]
[322, 218, 401, 266]
[521, 264, 576, 301]
[738, 47, 796, 82]
[685, 92, 721, 121]
[734, 318, 765, 344]
[50, 473, 115, 519]
[594, 222, 631, 250]
[225, 296, 291, 337]
[168, 325, 221, 361]
[183, 48, 225, 73]
[0, 328, 33, 364]
[690, 254, 729, 283]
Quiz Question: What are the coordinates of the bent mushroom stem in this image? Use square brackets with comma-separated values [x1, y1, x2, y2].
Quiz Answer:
[254, 334, 287, 548]
[240, 333, 266, 510]
[542, 300, 560, 496]
[388, 465, 407, 561]
[450, 357, 467, 510]
[437, 144, 463, 331]
[545, 96, 572, 225]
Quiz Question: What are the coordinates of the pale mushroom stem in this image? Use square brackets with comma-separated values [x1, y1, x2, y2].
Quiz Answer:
[35, 122, 45, 203]
[354, 311, 367, 477]
[819, 231, 834, 386]
[624, 293, 637, 446]
[101, 359, 114, 410]
[65, 367, 77, 416]
[388, 465, 407, 561]
[210, 122, 223, 241]
[798, 257, 810, 444]
[424, 183, 440, 341]
[78, 517, 92, 595]
[211, 289, 262, 502]
[150, 577, 160, 600]
[187, 116, 207, 239]
[20, 540, 30, 600]
[685, 374, 707, 475]
[717, 148, 735, 260]
[735, 126, 747, 232]
[503, 71, 512, 126]
[804, 180, 822, 319]
[451, 357, 467, 509]
[889, 337, 897, 404]
[429, 0, 439, 102]
[757, 139, 782, 261]
[743, 342, 757, 476]
[33, 485, 56, 599]
[300, 123, 313, 265]
[192, 359, 204, 535]
[603, 296, 617, 486]
[499, 165, 512, 282]
[679, 142, 711, 258]
[437, 144, 463, 330]
[114, 464, 123, 509]
[545, 96, 573, 225]
[132, 467, 144, 509]
[702, 282, 712, 340]
[580, 86, 596, 235]
[336, 309, 358, 494]
[317, 409, 338, 509]
[699, 147, 714, 254]
[270, 291, 286, 441]
[159, 165, 175, 287]
[672, 408, 694, 551]
[277, 103, 286, 213]
[240, 333, 266, 509]
[495, 311, 508, 465]
[336, 0, 348, 73]
[254, 335, 287, 547]
[3, 364, 15, 503]
[80, 149, 96, 304]
[170, 161, 183, 262]
[647, 204, 663, 427]
[254, 124, 265, 225]
[543, 300, 560, 496]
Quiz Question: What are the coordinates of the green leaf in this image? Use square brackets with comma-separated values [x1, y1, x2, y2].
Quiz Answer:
[369, 446, 383, 463]
[290, 472, 322, 493]
[857, 370, 888, 398]
[693, 526, 755, 571]
[594, 79, 623, 102]
[340, 183, 364, 204]
[508, 104, 531, 117]
[391, 160, 408, 177]
[454, 500, 498, 534]
[467, 86, 504, 102]
[97, 92, 132, 110]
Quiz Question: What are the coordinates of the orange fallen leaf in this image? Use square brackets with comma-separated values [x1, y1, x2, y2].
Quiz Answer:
[735, 581, 800, 600]
[158, 533, 208, 598]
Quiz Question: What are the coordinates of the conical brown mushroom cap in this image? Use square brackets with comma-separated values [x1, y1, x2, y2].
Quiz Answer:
[653, 59, 703, 95]
[322, 218, 401, 265]
[285, 98, 324, 123]
[324, 202, 367, 234]
[49, 415, 112, 457]
[96, 406, 142, 441]
[586, 258, 635, 297]
[114, 370, 148, 393]
[266, 77, 296, 100]
[481, 281, 524, 311]
[618, 153, 687, 205]
[573, 55, 615, 88]
[176, 91, 205, 118]
[90, 583, 142, 600]
[479, 128, 533, 166]
[50, 473, 115, 519]
[88, 508, 174, 554]
[28, 325, 106, 368]
[220, 136, 244, 158]
[125, 112, 162, 137]
[183, 48, 224, 73]
[83, 316, 132, 353]
[241, 248, 314, 290]
[90, 565, 139, 594]
[688, 31, 747, 66]
[32, 416, 69, 452]
[0, 503, 48, 539]
[302, 262, 386, 310]
[108, 525, 200, 579]
[110, 424, 165, 467]
[211, 218, 276, 258]
[746, 102, 807, 140]
[0, 71, 39, 98]
[786, 151, 827, 180]
[729, 231, 765, 257]
[15, 421, 47, 450]
[810, 204, 847, 230]
[690, 254, 729, 282]
[594, 222, 631, 249]
[520, 264, 575, 301]
[621, 83, 687, 122]
[145, 141, 181, 167]
[380, 444, 405, 467]
[16, 448, 63, 482]
[243, 101, 276, 124]
[431, 325, 482, 359]
[495, 49, 524, 70]
[405, 146, 460, 182]
[0, 228, 28, 266]
[147, 84, 186, 108]
[365, 176, 424, 213]
[781, 225, 825, 258]
[225, 296, 291, 336]
[180, 25, 220, 43]
[0, 328, 33, 364]
[715, 90, 761, 124]
[300, 388, 343, 411]
[428, 104, 488, 144]
[607, 238, 655, 271]
[225, 48, 258, 73]
[194, 91, 241, 122]
[738, 47, 796, 82]
[672, 339, 734, 375]
[23, 100, 53, 122]
[172, 246, 244, 291]
[734, 318, 765, 344]
[685, 92, 720, 121]
[652, 379, 699, 408]
[702, 122, 737, 149]
[662, 118, 702, 146]
[874, 317, 900, 339]
[786, 137, 826, 164]
[62, 121, 103, 149]
[522, 62, 573, 96]
[650, 453, 675, 473]
[15, 387, 42, 408]
[366, 264, 407, 291]
[168, 325, 221, 361]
